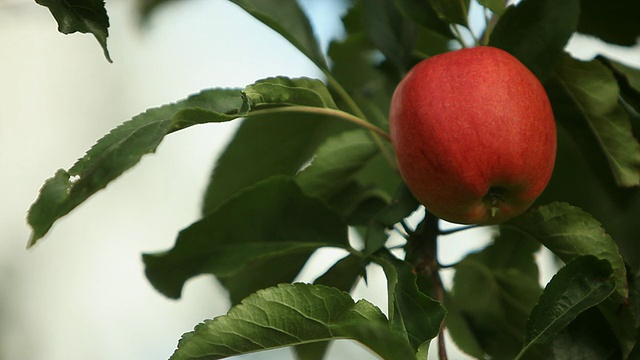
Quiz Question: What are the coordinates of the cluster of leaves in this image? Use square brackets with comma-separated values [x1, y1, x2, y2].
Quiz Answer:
[30, 0, 640, 359]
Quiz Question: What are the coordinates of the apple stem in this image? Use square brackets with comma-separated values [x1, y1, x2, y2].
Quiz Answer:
[487, 188, 505, 218]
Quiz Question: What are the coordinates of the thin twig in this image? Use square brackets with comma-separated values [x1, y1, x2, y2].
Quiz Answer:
[438, 224, 479, 236]
[432, 269, 448, 360]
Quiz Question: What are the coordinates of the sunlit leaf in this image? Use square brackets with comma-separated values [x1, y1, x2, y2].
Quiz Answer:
[170, 283, 416, 360]
[28, 88, 248, 246]
[143, 176, 348, 303]
[515, 256, 615, 360]
[36, 0, 111, 62]
[489, 0, 579, 81]
[245, 76, 337, 110]
[294, 255, 368, 360]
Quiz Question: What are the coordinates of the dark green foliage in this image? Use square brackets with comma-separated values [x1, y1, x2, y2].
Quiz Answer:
[144, 177, 349, 302]
[577, 0, 640, 46]
[28, 0, 640, 359]
[169, 283, 416, 360]
[28, 89, 248, 246]
[517, 256, 616, 359]
[448, 229, 542, 359]
[36, 0, 111, 61]
[488, 0, 580, 81]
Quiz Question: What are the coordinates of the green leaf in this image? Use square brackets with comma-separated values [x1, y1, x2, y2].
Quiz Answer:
[36, 0, 111, 62]
[296, 130, 379, 200]
[546, 307, 622, 360]
[603, 58, 640, 92]
[326, 182, 389, 225]
[328, 3, 399, 127]
[201, 77, 355, 215]
[597, 263, 639, 358]
[143, 176, 348, 303]
[488, 0, 580, 81]
[577, 0, 640, 46]
[293, 341, 330, 360]
[362, 0, 416, 73]
[27, 88, 248, 246]
[137, 0, 172, 20]
[294, 255, 368, 360]
[535, 106, 640, 269]
[426, 0, 470, 27]
[509, 202, 637, 357]
[477, 0, 506, 15]
[512, 203, 627, 300]
[599, 56, 640, 132]
[443, 292, 485, 359]
[372, 183, 421, 228]
[201, 112, 352, 215]
[376, 253, 447, 352]
[170, 283, 416, 360]
[245, 76, 338, 109]
[450, 231, 542, 360]
[394, 0, 453, 39]
[554, 55, 640, 187]
[315, 255, 366, 294]
[361, 184, 420, 256]
[515, 256, 616, 360]
[229, 0, 327, 70]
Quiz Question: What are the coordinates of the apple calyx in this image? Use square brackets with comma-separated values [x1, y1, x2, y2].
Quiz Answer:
[487, 190, 504, 218]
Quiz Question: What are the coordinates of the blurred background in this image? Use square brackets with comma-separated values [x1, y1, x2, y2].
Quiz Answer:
[0, 0, 639, 359]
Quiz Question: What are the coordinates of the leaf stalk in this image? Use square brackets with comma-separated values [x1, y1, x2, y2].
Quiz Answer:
[249, 105, 391, 141]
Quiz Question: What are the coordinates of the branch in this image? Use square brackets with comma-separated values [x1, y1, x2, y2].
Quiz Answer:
[404, 211, 449, 360]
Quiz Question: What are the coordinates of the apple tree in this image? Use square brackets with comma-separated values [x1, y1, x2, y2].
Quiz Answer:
[28, 0, 640, 359]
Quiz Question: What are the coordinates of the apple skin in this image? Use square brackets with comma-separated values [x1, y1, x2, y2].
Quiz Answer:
[389, 46, 556, 225]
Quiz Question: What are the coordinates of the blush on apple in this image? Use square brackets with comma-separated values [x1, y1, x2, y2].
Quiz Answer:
[389, 46, 557, 225]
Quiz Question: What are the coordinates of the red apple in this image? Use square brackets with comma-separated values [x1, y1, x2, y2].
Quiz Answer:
[389, 46, 556, 225]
